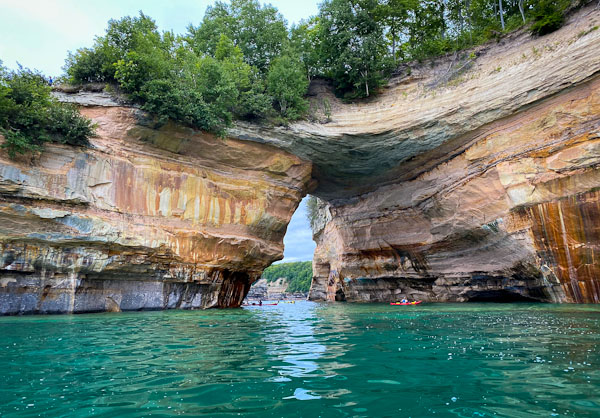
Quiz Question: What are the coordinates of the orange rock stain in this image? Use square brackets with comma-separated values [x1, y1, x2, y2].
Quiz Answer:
[527, 190, 600, 303]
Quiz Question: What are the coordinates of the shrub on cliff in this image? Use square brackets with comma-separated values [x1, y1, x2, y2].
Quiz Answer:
[140, 78, 225, 134]
[530, 0, 570, 36]
[64, 12, 170, 86]
[0, 64, 95, 158]
[317, 0, 392, 98]
[267, 55, 309, 120]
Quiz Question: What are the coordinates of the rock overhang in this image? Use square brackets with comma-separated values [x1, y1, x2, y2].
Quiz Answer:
[2, 5, 600, 313]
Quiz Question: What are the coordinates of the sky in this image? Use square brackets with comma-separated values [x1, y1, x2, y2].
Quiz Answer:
[280, 196, 316, 263]
[0, 0, 318, 263]
[0, 0, 320, 76]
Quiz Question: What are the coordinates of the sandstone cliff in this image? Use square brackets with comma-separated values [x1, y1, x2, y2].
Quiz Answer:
[0, 102, 311, 313]
[231, 5, 600, 304]
[1, 5, 599, 314]
[297, 7, 600, 304]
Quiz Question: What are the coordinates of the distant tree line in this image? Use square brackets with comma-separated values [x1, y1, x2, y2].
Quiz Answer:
[261, 261, 313, 293]
[61, 0, 590, 137]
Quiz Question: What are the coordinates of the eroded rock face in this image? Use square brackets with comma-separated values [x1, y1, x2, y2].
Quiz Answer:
[300, 6, 600, 304]
[1, 7, 599, 313]
[0, 106, 311, 314]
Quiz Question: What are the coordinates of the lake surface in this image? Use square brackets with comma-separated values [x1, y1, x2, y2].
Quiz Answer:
[1, 301, 599, 417]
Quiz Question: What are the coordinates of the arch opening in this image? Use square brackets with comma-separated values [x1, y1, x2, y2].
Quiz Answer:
[246, 196, 317, 302]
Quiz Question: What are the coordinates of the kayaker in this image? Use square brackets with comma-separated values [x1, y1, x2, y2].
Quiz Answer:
[401, 297, 408, 303]
[259, 300, 262, 306]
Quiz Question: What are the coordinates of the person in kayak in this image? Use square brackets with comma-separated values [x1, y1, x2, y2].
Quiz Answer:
[401, 297, 408, 303]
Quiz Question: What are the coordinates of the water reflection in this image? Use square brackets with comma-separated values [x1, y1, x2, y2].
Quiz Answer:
[247, 301, 356, 402]
[0, 302, 599, 417]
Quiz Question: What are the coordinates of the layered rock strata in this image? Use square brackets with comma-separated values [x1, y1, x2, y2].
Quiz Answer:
[0, 105, 311, 314]
[1, 6, 599, 313]
[301, 7, 600, 303]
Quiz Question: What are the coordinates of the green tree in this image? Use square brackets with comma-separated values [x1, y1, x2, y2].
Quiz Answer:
[267, 55, 309, 120]
[214, 34, 272, 119]
[64, 47, 113, 83]
[65, 12, 170, 85]
[404, 0, 449, 60]
[374, 0, 417, 63]
[290, 17, 324, 81]
[318, 0, 390, 98]
[187, 0, 288, 73]
[139, 50, 236, 135]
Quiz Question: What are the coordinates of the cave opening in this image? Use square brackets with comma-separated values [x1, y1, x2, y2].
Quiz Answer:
[465, 290, 542, 303]
[245, 195, 316, 302]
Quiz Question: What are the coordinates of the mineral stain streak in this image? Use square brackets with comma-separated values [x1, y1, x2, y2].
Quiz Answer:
[1, 5, 600, 313]
[0, 107, 311, 314]
[527, 191, 600, 303]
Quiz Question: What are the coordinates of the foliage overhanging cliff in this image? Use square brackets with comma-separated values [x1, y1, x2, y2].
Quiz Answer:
[60, 0, 592, 137]
[1, 1, 600, 314]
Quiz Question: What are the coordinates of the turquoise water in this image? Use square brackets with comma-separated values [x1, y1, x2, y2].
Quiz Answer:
[1, 302, 599, 417]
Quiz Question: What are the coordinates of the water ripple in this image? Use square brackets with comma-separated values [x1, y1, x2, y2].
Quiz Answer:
[0, 302, 599, 417]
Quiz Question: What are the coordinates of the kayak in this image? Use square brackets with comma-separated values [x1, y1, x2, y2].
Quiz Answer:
[390, 301, 422, 305]
[242, 302, 279, 306]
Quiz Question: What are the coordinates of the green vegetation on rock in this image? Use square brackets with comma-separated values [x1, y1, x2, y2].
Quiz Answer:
[261, 261, 313, 293]
[63, 5, 308, 136]
[0, 63, 95, 158]
[530, 0, 571, 36]
[60, 0, 591, 134]
[306, 196, 320, 231]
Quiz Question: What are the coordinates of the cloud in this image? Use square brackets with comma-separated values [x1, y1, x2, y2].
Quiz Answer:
[0, 0, 101, 72]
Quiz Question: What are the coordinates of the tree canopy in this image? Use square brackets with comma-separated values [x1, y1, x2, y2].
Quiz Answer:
[59, 0, 590, 135]
[0, 63, 94, 158]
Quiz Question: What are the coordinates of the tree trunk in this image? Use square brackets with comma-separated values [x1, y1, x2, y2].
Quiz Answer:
[458, 3, 464, 34]
[391, 28, 396, 63]
[280, 99, 287, 116]
[518, 0, 526, 23]
[361, 70, 369, 97]
[466, 0, 472, 42]
[499, 0, 505, 31]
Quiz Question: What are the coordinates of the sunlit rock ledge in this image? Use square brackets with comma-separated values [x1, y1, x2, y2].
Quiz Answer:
[1, 5, 600, 314]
